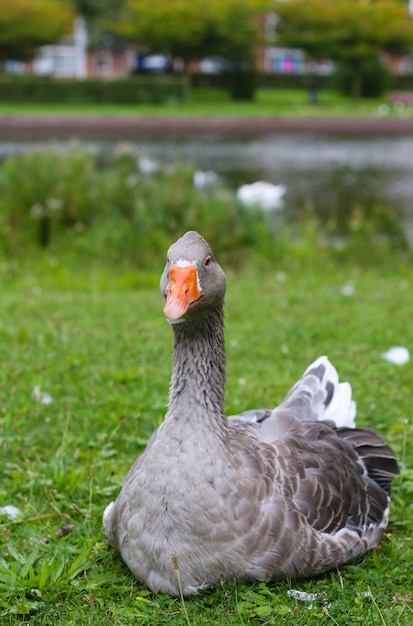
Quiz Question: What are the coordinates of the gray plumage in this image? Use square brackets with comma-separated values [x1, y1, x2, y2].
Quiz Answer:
[103, 230, 399, 596]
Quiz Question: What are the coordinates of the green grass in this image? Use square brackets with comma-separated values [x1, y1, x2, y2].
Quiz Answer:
[0, 87, 400, 119]
[0, 252, 412, 625]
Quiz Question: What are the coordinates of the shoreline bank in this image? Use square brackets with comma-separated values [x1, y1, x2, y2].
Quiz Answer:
[1, 115, 413, 139]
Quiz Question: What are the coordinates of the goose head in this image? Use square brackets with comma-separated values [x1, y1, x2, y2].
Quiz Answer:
[160, 231, 226, 324]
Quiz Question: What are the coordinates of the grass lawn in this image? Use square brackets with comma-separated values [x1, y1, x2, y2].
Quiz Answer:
[0, 255, 412, 626]
[0, 87, 398, 119]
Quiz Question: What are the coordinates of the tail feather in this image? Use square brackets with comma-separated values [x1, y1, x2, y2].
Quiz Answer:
[280, 356, 356, 428]
[336, 427, 400, 495]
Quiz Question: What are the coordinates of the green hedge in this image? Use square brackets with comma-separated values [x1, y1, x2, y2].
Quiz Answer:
[190, 72, 335, 91]
[0, 74, 189, 104]
[1, 71, 413, 105]
[389, 74, 413, 91]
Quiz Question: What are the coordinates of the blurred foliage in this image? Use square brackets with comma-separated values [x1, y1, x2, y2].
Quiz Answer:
[0, 0, 74, 62]
[116, 0, 268, 63]
[0, 146, 410, 273]
[273, 0, 413, 100]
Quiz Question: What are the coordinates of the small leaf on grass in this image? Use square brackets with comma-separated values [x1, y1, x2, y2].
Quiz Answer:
[274, 604, 291, 616]
[67, 545, 93, 579]
[7, 599, 44, 615]
[136, 596, 151, 604]
[7, 545, 26, 565]
[21, 546, 41, 579]
[38, 558, 51, 590]
[50, 555, 67, 584]
[253, 604, 273, 617]
[372, 549, 384, 571]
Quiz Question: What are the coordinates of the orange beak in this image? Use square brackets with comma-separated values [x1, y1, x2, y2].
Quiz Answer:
[163, 265, 201, 321]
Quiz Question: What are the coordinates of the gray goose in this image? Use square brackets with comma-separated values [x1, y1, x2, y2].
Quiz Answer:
[103, 230, 399, 597]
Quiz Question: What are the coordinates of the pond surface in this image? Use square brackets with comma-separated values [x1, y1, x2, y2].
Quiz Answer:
[1, 133, 413, 241]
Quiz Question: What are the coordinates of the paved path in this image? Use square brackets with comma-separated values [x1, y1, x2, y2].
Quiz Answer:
[1, 115, 413, 139]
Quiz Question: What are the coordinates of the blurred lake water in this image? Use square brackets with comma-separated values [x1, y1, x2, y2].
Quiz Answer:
[1, 133, 412, 241]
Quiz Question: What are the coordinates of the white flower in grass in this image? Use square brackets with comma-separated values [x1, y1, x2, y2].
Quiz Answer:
[193, 170, 220, 190]
[275, 271, 287, 282]
[339, 283, 355, 296]
[0, 505, 22, 520]
[287, 589, 327, 603]
[30, 203, 45, 219]
[376, 104, 390, 117]
[138, 157, 160, 175]
[126, 174, 139, 188]
[32, 385, 53, 405]
[46, 197, 63, 214]
[382, 346, 410, 366]
[73, 222, 85, 233]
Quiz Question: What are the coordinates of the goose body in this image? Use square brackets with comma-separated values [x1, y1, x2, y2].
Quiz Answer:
[103, 230, 399, 596]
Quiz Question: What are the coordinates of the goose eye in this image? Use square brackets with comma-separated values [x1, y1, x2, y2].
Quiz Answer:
[204, 255, 212, 267]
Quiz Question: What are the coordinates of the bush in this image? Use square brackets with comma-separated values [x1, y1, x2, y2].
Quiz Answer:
[0, 149, 100, 250]
[334, 58, 390, 98]
[0, 146, 409, 272]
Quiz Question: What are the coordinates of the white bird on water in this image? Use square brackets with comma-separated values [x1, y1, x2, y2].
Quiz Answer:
[237, 181, 286, 211]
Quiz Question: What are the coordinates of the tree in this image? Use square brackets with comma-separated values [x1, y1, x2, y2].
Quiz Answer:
[0, 0, 74, 62]
[273, 0, 413, 100]
[115, 0, 270, 98]
[62, 0, 127, 48]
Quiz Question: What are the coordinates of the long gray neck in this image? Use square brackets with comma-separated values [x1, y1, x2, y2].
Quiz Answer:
[167, 306, 227, 436]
